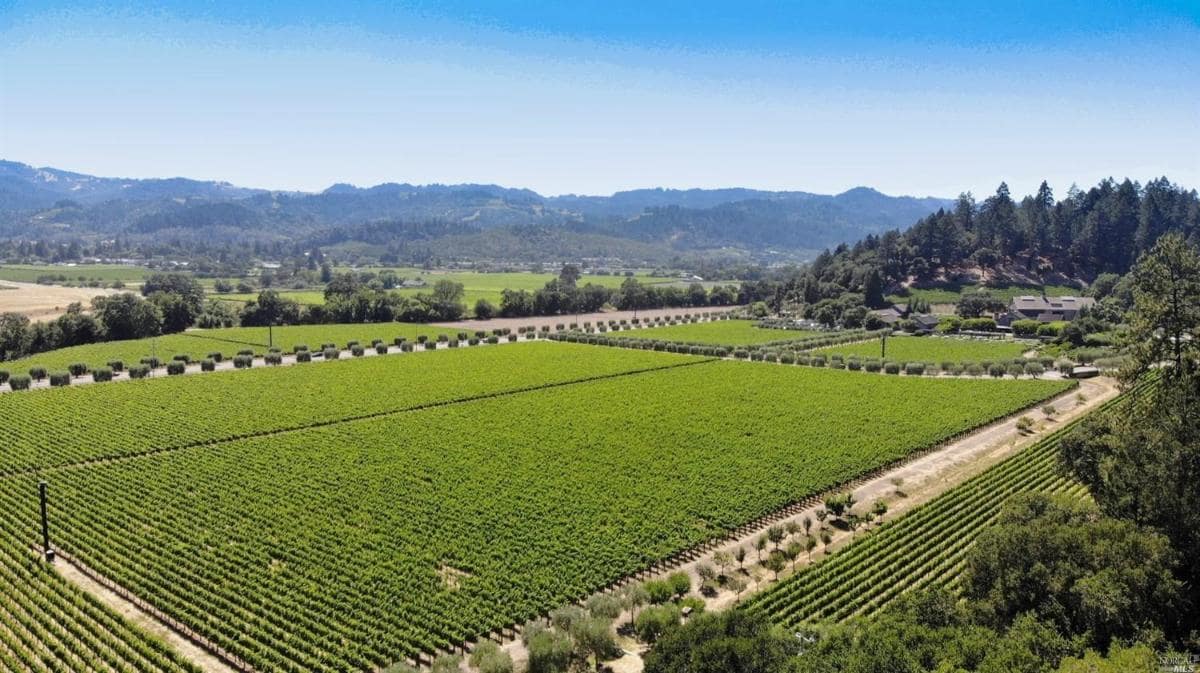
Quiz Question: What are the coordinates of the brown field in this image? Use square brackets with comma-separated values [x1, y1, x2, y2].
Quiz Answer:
[0, 280, 118, 320]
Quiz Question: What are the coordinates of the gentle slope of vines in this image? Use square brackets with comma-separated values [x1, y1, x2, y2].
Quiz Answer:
[5, 362, 1069, 671]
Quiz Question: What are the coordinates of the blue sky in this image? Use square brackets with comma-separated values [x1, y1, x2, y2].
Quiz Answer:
[1, 1, 1197, 198]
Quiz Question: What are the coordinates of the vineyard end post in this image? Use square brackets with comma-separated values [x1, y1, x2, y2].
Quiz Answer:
[39, 481, 54, 563]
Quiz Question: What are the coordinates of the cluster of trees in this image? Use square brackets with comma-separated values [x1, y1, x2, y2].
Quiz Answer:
[492, 265, 738, 319]
[216, 259, 441, 296]
[0, 233, 327, 280]
[241, 277, 468, 327]
[388, 585, 690, 673]
[1059, 233, 1200, 616]
[0, 273, 208, 361]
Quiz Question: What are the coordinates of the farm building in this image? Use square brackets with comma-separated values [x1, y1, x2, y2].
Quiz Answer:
[908, 313, 941, 334]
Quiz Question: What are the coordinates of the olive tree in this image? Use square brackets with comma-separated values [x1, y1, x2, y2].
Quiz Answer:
[621, 582, 649, 621]
[468, 641, 513, 673]
[633, 605, 680, 644]
[570, 615, 620, 670]
[667, 571, 691, 599]
[526, 628, 573, 673]
[766, 524, 786, 550]
[585, 593, 622, 620]
[764, 552, 787, 581]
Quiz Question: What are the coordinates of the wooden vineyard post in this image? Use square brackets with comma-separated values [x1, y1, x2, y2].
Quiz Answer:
[39, 481, 54, 562]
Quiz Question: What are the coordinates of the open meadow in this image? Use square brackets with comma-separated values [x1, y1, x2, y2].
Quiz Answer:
[0, 280, 118, 321]
[0, 343, 1069, 671]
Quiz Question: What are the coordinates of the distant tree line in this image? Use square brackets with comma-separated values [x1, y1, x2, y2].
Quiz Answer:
[491, 265, 738, 319]
[240, 276, 469, 326]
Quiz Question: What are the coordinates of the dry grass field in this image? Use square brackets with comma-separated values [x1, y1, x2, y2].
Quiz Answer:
[0, 281, 118, 320]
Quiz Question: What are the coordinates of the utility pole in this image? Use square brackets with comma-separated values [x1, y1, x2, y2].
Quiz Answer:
[881, 332, 887, 359]
[38, 481, 54, 562]
[268, 322, 274, 350]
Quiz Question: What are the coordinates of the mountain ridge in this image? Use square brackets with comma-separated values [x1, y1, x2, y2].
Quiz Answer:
[1, 159, 946, 207]
[0, 159, 955, 263]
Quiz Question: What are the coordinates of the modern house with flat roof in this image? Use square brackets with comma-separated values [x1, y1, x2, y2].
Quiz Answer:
[1008, 295, 1095, 322]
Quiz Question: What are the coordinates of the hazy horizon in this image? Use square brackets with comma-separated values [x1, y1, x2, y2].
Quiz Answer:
[3, 156, 968, 200]
[2, 1, 1197, 199]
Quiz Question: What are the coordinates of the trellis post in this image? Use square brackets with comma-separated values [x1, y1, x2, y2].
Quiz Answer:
[39, 481, 54, 562]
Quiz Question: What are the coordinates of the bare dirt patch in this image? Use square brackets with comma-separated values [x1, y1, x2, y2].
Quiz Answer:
[438, 564, 473, 591]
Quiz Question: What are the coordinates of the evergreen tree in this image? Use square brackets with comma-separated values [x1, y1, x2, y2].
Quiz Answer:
[863, 269, 886, 308]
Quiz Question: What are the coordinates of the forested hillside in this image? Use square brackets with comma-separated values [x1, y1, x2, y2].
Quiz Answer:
[774, 178, 1199, 305]
[882, 178, 1198, 280]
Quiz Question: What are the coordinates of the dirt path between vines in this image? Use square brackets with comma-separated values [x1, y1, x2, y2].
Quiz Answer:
[51, 554, 239, 673]
[490, 376, 1119, 673]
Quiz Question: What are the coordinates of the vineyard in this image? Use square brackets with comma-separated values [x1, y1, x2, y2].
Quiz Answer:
[743, 391, 1125, 628]
[0, 342, 695, 474]
[0, 542, 200, 672]
[816, 334, 1030, 363]
[4, 323, 476, 373]
[1, 359, 1070, 672]
[618, 319, 819, 346]
[0, 496, 198, 671]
